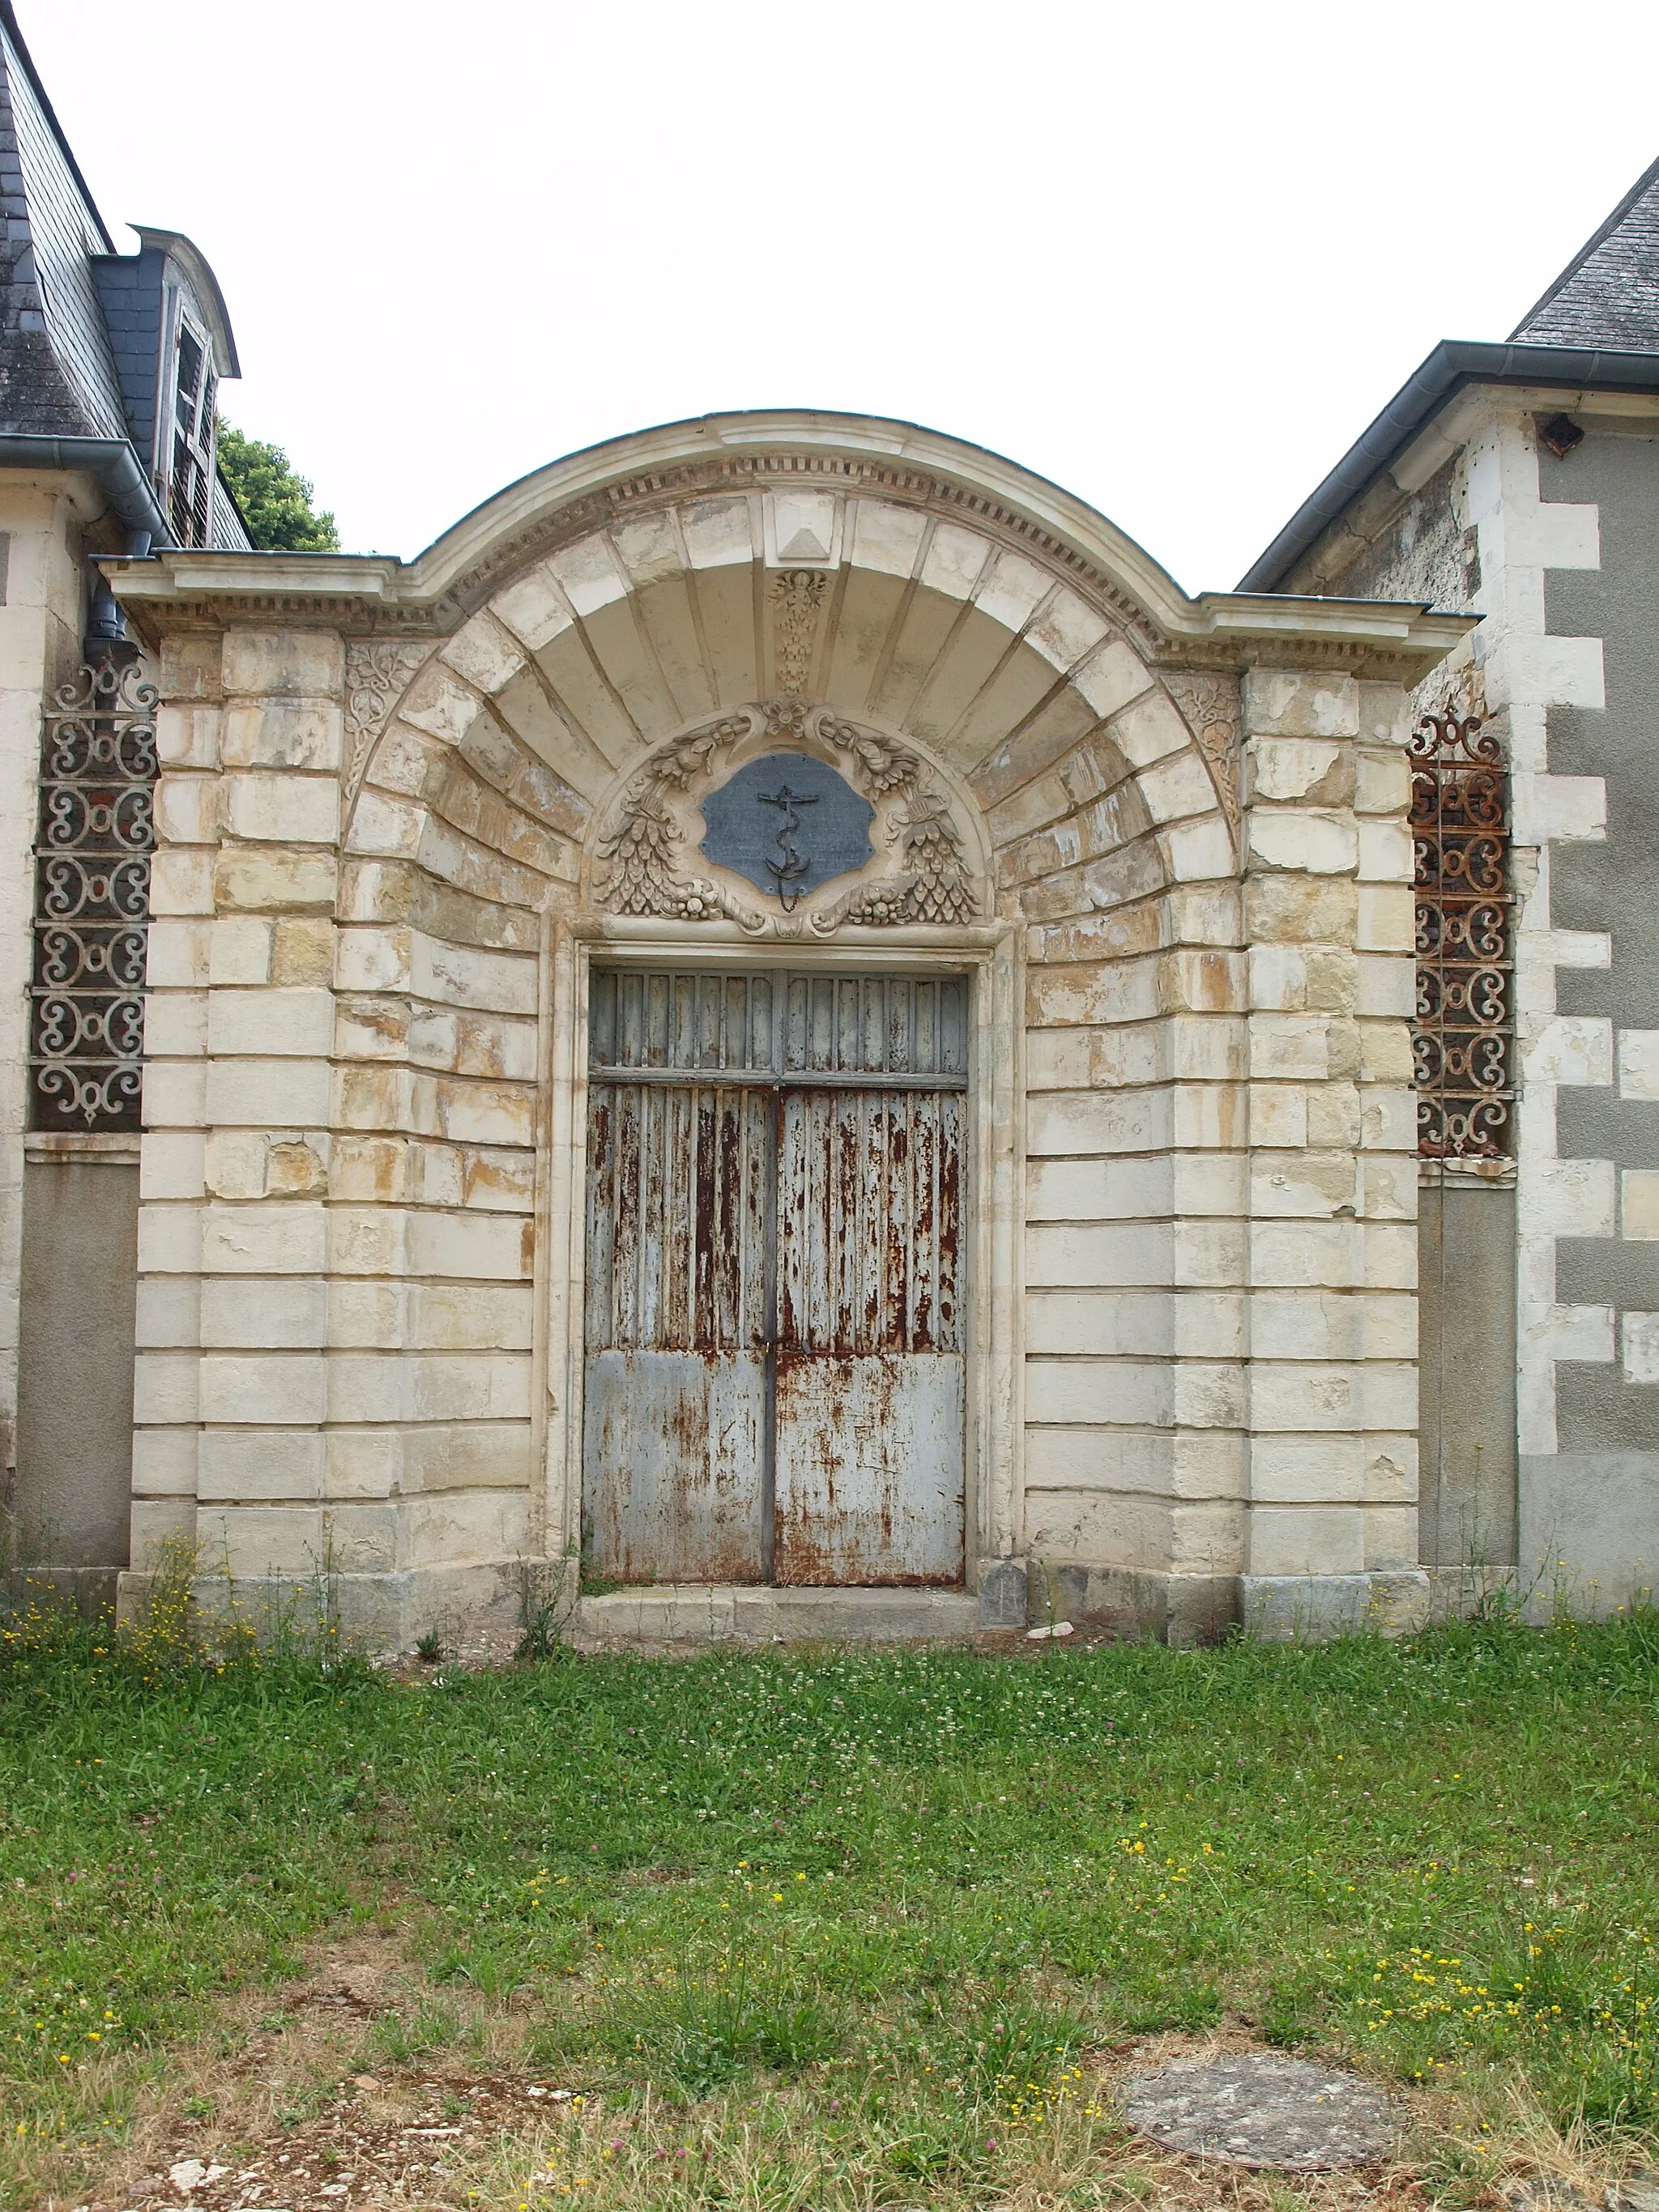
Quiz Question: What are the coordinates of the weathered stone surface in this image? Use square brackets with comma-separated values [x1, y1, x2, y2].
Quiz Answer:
[1120, 2052, 1397, 2169]
[87, 420, 1444, 1650]
[976, 1554, 1028, 1627]
[1500, 2183, 1607, 2212]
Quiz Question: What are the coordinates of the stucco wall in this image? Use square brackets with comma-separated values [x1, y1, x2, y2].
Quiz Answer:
[1293, 454, 1478, 616]
[14, 1152, 138, 1589]
[1418, 1177, 1517, 1571]
[0, 471, 101, 1563]
[1273, 433, 1515, 1589]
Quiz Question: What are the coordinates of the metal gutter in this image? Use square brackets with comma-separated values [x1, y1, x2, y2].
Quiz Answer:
[0, 434, 170, 544]
[1239, 339, 1659, 592]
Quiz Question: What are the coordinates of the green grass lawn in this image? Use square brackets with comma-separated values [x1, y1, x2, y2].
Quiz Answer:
[3, 1605, 1658, 2210]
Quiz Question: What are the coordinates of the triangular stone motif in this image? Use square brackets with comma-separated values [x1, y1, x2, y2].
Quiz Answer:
[779, 526, 830, 560]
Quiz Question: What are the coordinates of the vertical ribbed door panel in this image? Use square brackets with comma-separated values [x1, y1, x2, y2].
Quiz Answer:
[582, 973, 773, 1582]
[583, 970, 966, 1586]
[774, 976, 965, 1584]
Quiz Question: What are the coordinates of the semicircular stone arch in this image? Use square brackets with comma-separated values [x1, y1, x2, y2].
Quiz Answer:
[117, 412, 1443, 1649]
[322, 466, 1248, 1616]
[340, 483, 1240, 958]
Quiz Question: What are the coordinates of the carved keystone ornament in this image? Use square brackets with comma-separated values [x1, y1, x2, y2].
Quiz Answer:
[591, 701, 981, 936]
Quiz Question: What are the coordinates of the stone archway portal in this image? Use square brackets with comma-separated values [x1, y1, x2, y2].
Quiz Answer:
[582, 966, 966, 1587]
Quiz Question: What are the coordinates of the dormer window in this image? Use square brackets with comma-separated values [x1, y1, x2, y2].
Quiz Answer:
[168, 316, 216, 546]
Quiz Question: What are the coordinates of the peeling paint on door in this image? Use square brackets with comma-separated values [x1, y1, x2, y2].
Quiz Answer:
[582, 973, 772, 1582]
[582, 969, 966, 1586]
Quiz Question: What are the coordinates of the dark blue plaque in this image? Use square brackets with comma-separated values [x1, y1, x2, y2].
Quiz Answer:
[698, 752, 874, 908]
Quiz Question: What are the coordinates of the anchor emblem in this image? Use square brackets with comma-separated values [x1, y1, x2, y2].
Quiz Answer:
[757, 782, 818, 910]
[697, 751, 872, 906]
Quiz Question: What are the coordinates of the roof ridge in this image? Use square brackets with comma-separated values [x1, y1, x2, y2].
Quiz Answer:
[1510, 151, 1659, 341]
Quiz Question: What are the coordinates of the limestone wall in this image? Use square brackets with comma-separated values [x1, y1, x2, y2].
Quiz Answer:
[1236, 673, 1422, 1634]
[134, 624, 543, 1644]
[112, 419, 1457, 1646]
[1025, 666, 1426, 1639]
[15, 1150, 139, 1596]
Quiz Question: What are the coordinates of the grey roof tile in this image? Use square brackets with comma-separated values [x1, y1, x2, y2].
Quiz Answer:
[0, 12, 123, 436]
[1512, 154, 1659, 350]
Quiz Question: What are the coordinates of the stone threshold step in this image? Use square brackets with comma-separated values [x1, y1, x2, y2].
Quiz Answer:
[575, 1584, 981, 1643]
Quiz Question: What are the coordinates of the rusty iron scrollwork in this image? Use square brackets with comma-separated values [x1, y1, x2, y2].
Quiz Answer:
[29, 659, 159, 1130]
[1410, 710, 1514, 1158]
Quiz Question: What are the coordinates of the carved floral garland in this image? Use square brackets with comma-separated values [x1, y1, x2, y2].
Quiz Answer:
[772, 572, 829, 694]
[1163, 671, 1241, 841]
[343, 640, 429, 813]
[592, 701, 978, 933]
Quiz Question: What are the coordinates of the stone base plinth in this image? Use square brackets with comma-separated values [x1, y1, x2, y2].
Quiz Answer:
[106, 1561, 1444, 1656]
[1240, 1570, 1430, 1640]
[115, 1558, 535, 1661]
[3, 1565, 121, 1619]
[574, 1584, 982, 1646]
[1028, 1565, 1242, 1646]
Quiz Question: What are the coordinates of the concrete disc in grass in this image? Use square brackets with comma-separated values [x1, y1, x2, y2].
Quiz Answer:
[1120, 2052, 1398, 2170]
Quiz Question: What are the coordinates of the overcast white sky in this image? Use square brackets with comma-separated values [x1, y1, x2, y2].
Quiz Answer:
[23, 0, 1659, 590]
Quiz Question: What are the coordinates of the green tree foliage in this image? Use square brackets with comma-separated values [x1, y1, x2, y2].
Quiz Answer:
[215, 421, 340, 552]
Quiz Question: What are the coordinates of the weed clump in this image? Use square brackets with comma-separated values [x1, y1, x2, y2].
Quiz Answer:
[1, 1532, 366, 1690]
[593, 1958, 842, 2098]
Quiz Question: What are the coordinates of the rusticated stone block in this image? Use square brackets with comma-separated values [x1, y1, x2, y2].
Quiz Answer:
[214, 845, 338, 914]
[222, 629, 343, 700]
[1242, 671, 1359, 739]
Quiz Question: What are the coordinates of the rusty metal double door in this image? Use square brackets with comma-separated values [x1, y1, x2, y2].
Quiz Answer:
[582, 969, 966, 1587]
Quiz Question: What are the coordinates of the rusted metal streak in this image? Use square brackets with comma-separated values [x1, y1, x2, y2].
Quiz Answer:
[584, 968, 966, 1588]
[773, 1353, 965, 1586]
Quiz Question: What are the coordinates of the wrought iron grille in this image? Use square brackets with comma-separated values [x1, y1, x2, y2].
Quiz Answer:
[29, 659, 159, 1131]
[1410, 709, 1514, 1158]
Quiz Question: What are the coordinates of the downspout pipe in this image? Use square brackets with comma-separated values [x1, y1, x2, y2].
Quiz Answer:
[0, 433, 170, 548]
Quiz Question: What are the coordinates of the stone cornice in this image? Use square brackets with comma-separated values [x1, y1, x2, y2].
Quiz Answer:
[100, 411, 1477, 682]
[1167, 596, 1477, 682]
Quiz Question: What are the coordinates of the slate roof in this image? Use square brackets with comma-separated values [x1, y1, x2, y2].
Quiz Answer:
[89, 243, 164, 458]
[1241, 156, 1659, 588]
[1511, 154, 1659, 350]
[0, 2, 125, 438]
[0, 2, 251, 549]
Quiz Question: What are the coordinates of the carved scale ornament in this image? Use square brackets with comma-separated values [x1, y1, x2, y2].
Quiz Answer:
[592, 700, 980, 937]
